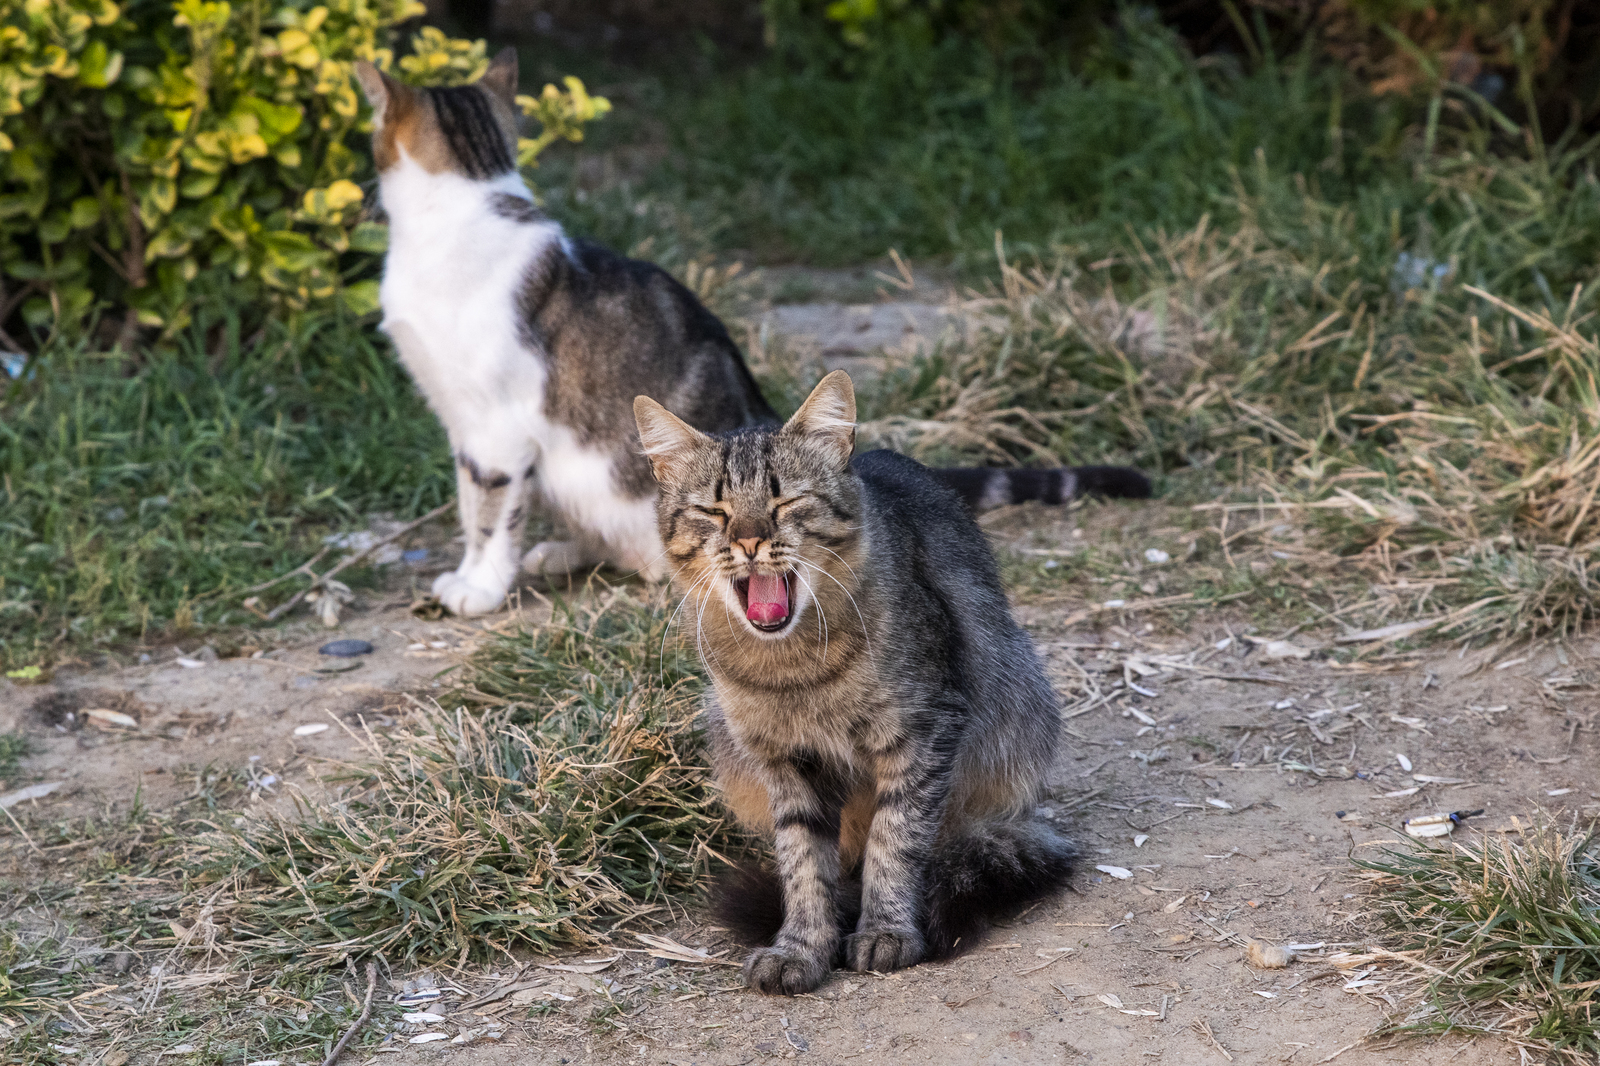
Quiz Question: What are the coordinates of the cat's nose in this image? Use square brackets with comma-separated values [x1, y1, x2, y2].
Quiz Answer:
[734, 537, 762, 558]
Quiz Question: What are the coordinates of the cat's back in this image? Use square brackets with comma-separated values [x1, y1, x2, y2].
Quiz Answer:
[531, 239, 777, 437]
[852, 449, 1012, 615]
[853, 449, 991, 557]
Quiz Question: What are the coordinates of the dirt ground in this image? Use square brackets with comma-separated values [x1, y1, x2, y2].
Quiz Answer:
[7, 490, 1595, 1066]
[5, 294, 1593, 1065]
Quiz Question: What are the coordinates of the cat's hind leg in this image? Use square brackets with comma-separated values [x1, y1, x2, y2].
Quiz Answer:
[433, 450, 533, 616]
[521, 538, 601, 578]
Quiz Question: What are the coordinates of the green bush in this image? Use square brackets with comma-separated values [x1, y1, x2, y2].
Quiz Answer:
[0, 0, 608, 347]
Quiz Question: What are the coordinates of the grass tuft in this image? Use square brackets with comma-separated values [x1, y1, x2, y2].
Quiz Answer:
[183, 591, 731, 965]
[1359, 824, 1600, 1062]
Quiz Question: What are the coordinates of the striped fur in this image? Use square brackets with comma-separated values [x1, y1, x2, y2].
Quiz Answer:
[635, 372, 1078, 996]
[431, 85, 516, 179]
[937, 464, 1151, 511]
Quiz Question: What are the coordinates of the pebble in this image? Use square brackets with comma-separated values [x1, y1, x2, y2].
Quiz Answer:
[318, 639, 373, 657]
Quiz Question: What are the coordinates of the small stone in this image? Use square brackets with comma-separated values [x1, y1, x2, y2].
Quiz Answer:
[319, 639, 374, 658]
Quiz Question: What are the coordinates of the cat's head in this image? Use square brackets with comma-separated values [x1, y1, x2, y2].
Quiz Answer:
[353, 49, 520, 179]
[634, 371, 863, 643]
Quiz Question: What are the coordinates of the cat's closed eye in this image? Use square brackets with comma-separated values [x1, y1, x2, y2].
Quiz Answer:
[692, 503, 728, 522]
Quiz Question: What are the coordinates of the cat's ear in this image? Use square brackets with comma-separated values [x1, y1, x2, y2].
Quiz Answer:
[783, 370, 856, 469]
[635, 396, 710, 484]
[353, 61, 409, 133]
[480, 47, 519, 110]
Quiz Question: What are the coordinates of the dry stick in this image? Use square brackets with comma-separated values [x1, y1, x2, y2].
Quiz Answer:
[1316, 1039, 1363, 1064]
[266, 501, 455, 622]
[322, 960, 378, 1066]
[1, 804, 40, 854]
[233, 544, 333, 599]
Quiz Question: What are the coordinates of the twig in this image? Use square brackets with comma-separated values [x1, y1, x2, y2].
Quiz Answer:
[233, 545, 333, 598]
[2, 804, 40, 854]
[266, 501, 454, 622]
[1191, 1017, 1233, 1061]
[1316, 1039, 1362, 1063]
[322, 961, 378, 1066]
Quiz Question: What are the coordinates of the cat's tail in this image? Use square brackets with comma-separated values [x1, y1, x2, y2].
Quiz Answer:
[710, 864, 863, 949]
[933, 466, 1152, 512]
[922, 817, 1077, 960]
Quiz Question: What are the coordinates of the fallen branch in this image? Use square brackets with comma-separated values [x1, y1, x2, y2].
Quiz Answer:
[264, 501, 455, 622]
[322, 961, 378, 1066]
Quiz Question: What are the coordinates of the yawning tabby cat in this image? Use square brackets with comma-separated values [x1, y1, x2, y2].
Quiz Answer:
[634, 371, 1078, 995]
[355, 51, 1149, 616]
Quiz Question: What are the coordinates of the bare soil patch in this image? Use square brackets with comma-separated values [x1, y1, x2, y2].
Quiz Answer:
[5, 495, 1591, 1066]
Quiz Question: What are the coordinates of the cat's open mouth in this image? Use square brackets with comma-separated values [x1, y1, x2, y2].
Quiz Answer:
[733, 572, 792, 633]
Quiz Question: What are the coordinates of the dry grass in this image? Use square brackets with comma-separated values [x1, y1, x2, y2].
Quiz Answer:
[800, 211, 1600, 646]
[1359, 823, 1600, 1062]
[178, 591, 734, 966]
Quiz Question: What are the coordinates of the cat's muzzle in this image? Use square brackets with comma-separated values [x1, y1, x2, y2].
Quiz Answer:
[733, 572, 793, 633]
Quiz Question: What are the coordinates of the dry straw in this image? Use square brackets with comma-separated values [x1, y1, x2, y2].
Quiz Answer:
[181, 592, 735, 965]
[827, 215, 1600, 644]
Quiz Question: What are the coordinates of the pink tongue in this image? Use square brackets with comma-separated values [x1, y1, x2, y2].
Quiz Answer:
[746, 573, 789, 626]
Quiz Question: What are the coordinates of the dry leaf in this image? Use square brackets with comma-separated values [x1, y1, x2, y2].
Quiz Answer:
[634, 933, 740, 966]
[84, 708, 139, 729]
[0, 781, 64, 809]
[539, 955, 620, 974]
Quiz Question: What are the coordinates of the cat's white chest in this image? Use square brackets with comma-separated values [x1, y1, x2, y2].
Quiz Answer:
[377, 163, 559, 445]
[373, 157, 661, 572]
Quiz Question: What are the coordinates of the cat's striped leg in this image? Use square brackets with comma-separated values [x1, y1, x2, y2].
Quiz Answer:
[433, 451, 533, 615]
[743, 753, 849, 995]
[847, 726, 956, 973]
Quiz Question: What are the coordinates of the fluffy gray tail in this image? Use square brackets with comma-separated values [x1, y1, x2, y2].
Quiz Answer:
[923, 818, 1077, 959]
[712, 818, 1075, 960]
[934, 466, 1151, 512]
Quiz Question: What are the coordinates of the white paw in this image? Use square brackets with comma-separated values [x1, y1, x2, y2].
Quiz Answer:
[431, 569, 508, 616]
[522, 540, 594, 577]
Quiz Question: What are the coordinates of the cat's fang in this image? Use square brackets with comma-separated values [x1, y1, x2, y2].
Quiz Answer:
[744, 572, 790, 628]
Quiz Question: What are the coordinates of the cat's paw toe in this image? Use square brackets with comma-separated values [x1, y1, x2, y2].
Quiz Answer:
[743, 947, 827, 996]
[845, 928, 923, 973]
[431, 571, 507, 616]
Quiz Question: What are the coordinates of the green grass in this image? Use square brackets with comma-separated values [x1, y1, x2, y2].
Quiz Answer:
[1359, 827, 1600, 1063]
[0, 733, 29, 785]
[179, 590, 732, 965]
[0, 308, 452, 667]
[539, 12, 1600, 288]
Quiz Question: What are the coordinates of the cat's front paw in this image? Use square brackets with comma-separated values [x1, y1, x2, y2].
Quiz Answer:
[844, 927, 923, 973]
[743, 946, 829, 996]
[432, 570, 508, 616]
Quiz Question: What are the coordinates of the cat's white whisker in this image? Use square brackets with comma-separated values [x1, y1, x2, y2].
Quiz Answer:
[789, 567, 828, 666]
[812, 543, 861, 582]
[793, 557, 872, 660]
[660, 567, 718, 684]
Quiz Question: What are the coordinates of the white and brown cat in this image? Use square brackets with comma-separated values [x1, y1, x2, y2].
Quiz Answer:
[354, 50, 1149, 615]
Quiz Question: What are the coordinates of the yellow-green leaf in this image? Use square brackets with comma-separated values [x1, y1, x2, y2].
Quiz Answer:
[69, 196, 101, 228]
[341, 278, 380, 316]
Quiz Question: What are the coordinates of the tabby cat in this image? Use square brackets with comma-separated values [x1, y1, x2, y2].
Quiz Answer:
[634, 371, 1077, 995]
[355, 50, 1149, 616]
